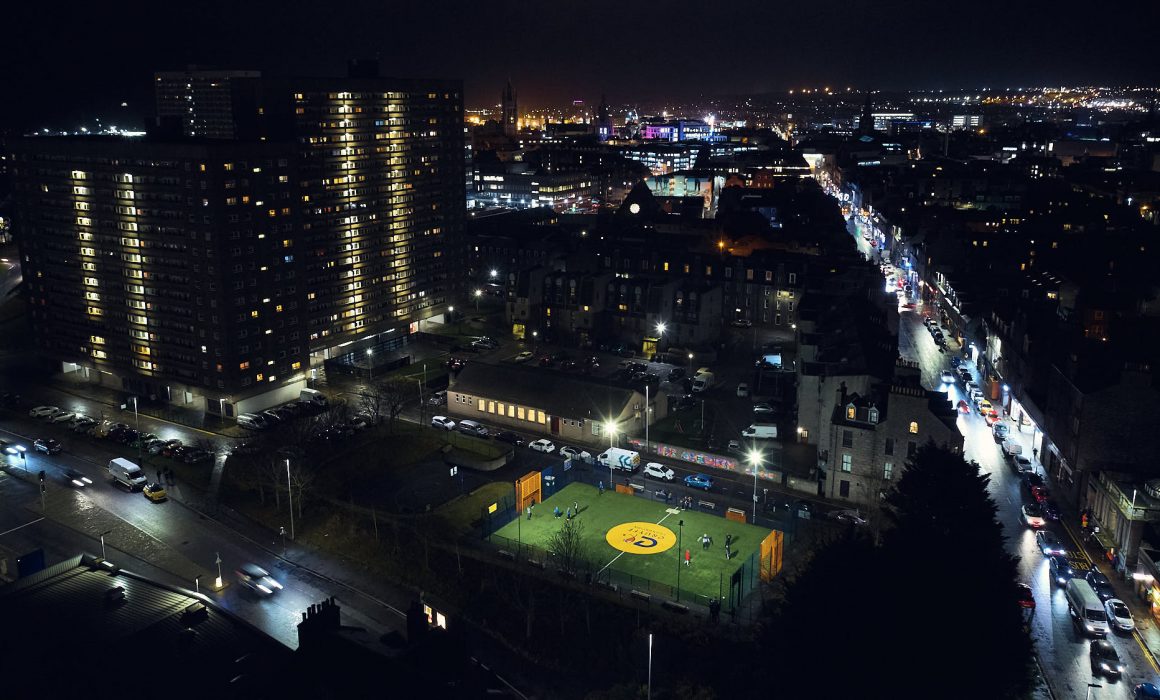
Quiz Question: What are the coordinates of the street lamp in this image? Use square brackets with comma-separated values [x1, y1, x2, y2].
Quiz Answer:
[532, 330, 538, 354]
[286, 458, 294, 540]
[687, 352, 694, 373]
[748, 448, 763, 524]
[655, 321, 666, 336]
[489, 268, 498, 279]
[130, 396, 142, 466]
[676, 519, 684, 602]
[366, 348, 374, 380]
[99, 529, 112, 559]
[474, 288, 483, 311]
[214, 552, 223, 589]
[604, 420, 617, 486]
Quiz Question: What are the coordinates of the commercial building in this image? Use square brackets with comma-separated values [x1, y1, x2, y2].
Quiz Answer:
[10, 65, 465, 417]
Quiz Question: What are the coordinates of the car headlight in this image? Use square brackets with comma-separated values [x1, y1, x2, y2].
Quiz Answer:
[257, 584, 272, 594]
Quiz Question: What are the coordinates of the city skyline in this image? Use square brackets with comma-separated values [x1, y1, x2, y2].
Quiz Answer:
[5, 0, 1158, 130]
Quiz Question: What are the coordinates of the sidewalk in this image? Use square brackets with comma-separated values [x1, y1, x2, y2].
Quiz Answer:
[1049, 474, 1160, 672]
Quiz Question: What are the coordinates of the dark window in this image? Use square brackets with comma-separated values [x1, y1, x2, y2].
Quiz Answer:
[842, 430, 853, 448]
[839, 480, 850, 498]
[907, 441, 918, 458]
[885, 438, 894, 456]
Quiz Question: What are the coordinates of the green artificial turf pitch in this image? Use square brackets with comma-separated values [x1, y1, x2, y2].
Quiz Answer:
[493, 482, 772, 602]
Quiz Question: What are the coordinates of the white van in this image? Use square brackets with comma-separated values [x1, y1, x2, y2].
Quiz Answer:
[1066, 579, 1109, 637]
[108, 458, 147, 490]
[597, 447, 640, 472]
[741, 424, 778, 440]
[456, 419, 489, 437]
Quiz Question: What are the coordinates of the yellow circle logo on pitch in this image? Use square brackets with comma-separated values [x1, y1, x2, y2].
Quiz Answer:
[606, 522, 677, 555]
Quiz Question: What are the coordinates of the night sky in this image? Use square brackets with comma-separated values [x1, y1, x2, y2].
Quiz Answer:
[4, 0, 1157, 130]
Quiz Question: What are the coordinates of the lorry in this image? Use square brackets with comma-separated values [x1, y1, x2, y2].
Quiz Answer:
[691, 370, 715, 393]
[596, 447, 640, 472]
[741, 424, 778, 440]
[108, 457, 147, 490]
[299, 388, 329, 408]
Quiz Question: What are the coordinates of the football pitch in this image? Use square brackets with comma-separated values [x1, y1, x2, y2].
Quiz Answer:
[493, 482, 772, 603]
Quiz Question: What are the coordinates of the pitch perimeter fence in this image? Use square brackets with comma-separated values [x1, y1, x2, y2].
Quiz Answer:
[479, 461, 769, 616]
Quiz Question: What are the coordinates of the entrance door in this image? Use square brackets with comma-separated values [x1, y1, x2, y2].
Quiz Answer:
[550, 416, 560, 435]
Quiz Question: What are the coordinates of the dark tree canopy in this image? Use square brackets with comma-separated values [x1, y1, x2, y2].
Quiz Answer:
[771, 443, 1035, 699]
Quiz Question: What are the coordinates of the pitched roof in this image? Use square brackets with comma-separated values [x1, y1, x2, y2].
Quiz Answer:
[450, 362, 640, 421]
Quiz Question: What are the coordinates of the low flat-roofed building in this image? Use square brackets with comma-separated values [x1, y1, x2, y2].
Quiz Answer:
[447, 362, 665, 446]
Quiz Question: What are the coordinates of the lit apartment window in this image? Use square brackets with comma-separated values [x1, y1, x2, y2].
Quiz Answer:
[884, 462, 894, 480]
[909, 421, 919, 434]
[841, 454, 852, 473]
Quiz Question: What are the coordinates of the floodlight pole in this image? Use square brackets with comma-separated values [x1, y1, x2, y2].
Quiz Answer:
[676, 519, 684, 602]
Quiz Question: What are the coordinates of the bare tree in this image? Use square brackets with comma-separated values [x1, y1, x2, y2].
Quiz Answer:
[545, 517, 591, 578]
[359, 378, 409, 432]
[287, 460, 316, 519]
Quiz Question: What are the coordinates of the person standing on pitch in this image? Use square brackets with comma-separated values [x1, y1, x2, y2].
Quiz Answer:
[685, 549, 691, 567]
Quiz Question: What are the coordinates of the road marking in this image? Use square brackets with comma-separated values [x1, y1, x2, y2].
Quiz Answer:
[0, 517, 45, 538]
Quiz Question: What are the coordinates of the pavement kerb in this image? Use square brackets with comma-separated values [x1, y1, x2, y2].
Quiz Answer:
[1058, 503, 1160, 675]
[43, 382, 237, 440]
[174, 494, 409, 620]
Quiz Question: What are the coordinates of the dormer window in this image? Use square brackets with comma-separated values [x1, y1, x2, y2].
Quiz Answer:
[868, 408, 879, 424]
[846, 405, 856, 420]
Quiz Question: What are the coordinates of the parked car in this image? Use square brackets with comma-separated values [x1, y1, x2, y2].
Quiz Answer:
[731, 319, 752, 328]
[430, 416, 456, 431]
[50, 411, 77, 424]
[1090, 639, 1124, 678]
[1036, 530, 1067, 556]
[667, 367, 686, 382]
[993, 423, 1010, 439]
[183, 449, 213, 464]
[642, 463, 675, 481]
[1041, 500, 1062, 521]
[753, 402, 775, 416]
[827, 509, 868, 526]
[28, 405, 60, 418]
[513, 351, 533, 363]
[956, 399, 971, 413]
[146, 439, 169, 455]
[1016, 583, 1036, 610]
[529, 439, 556, 454]
[1086, 571, 1116, 602]
[1012, 455, 1034, 473]
[684, 473, 713, 491]
[427, 390, 448, 406]
[559, 446, 593, 463]
[1105, 598, 1135, 633]
[1048, 554, 1075, 586]
[33, 438, 62, 455]
[1021, 504, 1046, 528]
[236, 563, 283, 596]
[493, 431, 526, 447]
[230, 441, 261, 456]
[70, 416, 97, 431]
[939, 370, 957, 383]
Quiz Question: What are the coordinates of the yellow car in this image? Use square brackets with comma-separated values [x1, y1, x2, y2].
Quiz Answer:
[143, 482, 168, 502]
[977, 400, 994, 415]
